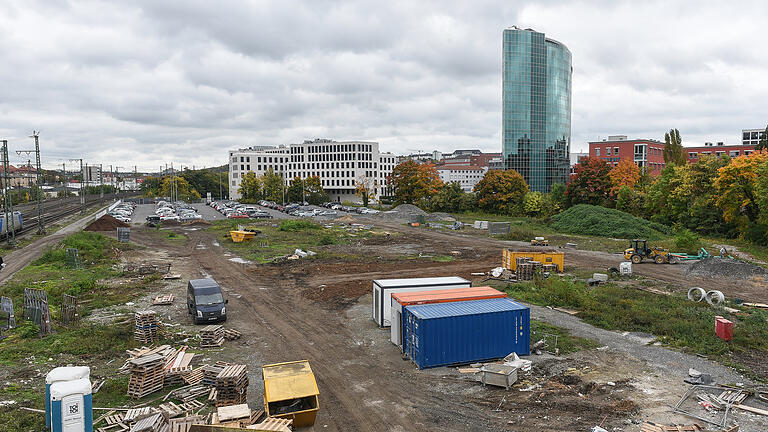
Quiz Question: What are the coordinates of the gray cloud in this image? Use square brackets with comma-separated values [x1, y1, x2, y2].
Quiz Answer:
[0, 0, 766, 170]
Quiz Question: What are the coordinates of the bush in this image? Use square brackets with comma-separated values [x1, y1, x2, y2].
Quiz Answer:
[673, 229, 702, 254]
[743, 224, 768, 246]
[551, 204, 672, 240]
[279, 220, 321, 232]
[317, 233, 337, 245]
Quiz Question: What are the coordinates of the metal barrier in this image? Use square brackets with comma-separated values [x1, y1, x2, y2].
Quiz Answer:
[0, 296, 14, 329]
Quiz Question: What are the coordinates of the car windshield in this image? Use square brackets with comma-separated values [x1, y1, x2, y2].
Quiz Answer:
[195, 292, 224, 305]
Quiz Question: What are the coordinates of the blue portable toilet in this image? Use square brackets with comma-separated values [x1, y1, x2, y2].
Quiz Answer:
[50, 378, 92, 432]
[46, 367, 90, 429]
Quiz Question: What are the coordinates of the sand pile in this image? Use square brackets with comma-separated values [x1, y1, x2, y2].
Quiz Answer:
[84, 214, 130, 232]
[377, 204, 428, 221]
[684, 257, 767, 279]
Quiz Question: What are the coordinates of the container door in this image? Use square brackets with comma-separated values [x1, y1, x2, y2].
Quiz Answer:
[395, 309, 402, 348]
[373, 287, 379, 324]
[61, 393, 84, 432]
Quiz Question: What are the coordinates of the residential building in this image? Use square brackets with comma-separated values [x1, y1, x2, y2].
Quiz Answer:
[0, 164, 37, 188]
[441, 151, 501, 169]
[436, 165, 489, 192]
[742, 128, 766, 146]
[229, 139, 396, 202]
[588, 136, 666, 174]
[684, 142, 756, 161]
[502, 26, 572, 192]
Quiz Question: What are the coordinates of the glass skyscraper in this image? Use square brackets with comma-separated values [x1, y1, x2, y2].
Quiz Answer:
[502, 26, 572, 192]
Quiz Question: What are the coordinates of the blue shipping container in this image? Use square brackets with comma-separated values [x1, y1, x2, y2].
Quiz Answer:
[402, 298, 530, 369]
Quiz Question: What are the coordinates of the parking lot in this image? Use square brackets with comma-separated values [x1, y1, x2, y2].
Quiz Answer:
[130, 203, 226, 223]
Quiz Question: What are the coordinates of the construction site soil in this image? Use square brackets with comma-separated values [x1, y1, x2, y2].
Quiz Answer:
[83, 214, 130, 231]
[684, 257, 767, 279]
[119, 221, 768, 431]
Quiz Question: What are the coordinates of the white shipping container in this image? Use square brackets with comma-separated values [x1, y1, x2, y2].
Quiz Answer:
[371, 277, 471, 327]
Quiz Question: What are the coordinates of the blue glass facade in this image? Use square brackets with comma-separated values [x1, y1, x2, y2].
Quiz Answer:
[502, 27, 571, 192]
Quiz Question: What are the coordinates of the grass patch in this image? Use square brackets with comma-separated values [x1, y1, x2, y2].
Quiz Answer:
[503, 277, 768, 357]
[210, 219, 391, 263]
[551, 204, 672, 240]
[531, 320, 600, 354]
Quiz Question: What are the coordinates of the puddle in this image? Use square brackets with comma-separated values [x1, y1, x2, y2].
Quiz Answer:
[228, 257, 252, 264]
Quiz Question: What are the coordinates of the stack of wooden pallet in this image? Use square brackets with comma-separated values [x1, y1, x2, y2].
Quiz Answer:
[167, 416, 206, 432]
[640, 423, 703, 432]
[127, 353, 165, 399]
[516, 262, 534, 281]
[202, 361, 231, 386]
[199, 325, 224, 347]
[134, 311, 160, 343]
[168, 383, 209, 403]
[158, 400, 205, 419]
[215, 364, 248, 407]
[542, 263, 558, 273]
[122, 345, 176, 374]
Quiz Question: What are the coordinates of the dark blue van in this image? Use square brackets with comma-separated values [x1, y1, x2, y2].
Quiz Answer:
[187, 278, 227, 324]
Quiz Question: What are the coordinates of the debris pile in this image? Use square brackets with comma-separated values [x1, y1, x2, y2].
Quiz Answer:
[684, 258, 767, 279]
[424, 212, 456, 222]
[134, 311, 159, 343]
[84, 214, 130, 232]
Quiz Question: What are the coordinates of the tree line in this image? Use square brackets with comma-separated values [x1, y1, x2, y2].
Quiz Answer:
[237, 169, 329, 205]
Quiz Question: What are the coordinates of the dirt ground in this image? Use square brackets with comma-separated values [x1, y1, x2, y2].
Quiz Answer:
[101, 219, 767, 432]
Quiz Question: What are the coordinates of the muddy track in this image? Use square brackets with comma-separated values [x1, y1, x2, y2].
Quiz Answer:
[180, 230, 510, 431]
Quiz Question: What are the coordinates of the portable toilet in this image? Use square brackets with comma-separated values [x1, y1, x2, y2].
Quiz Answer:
[50, 378, 92, 432]
[46, 367, 90, 429]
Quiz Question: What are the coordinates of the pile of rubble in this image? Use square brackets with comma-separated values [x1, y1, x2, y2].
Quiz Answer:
[684, 257, 767, 280]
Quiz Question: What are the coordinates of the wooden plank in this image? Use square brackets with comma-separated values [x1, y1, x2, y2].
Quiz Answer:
[217, 404, 251, 422]
[734, 404, 768, 416]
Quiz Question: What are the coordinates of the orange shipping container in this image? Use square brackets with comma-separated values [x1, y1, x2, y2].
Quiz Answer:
[390, 286, 507, 349]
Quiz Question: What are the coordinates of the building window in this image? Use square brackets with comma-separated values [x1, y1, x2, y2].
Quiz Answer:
[614, 147, 620, 155]
[595, 148, 600, 157]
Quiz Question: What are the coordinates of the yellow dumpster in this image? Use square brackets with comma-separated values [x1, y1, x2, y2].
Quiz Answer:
[502, 249, 564, 272]
[229, 230, 255, 243]
[262, 360, 319, 427]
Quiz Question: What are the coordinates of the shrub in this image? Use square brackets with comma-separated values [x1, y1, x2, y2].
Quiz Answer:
[317, 233, 337, 245]
[673, 229, 702, 254]
[279, 220, 321, 232]
[551, 204, 672, 240]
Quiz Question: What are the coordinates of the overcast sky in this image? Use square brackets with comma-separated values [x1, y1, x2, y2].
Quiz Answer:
[1, 1, 767, 171]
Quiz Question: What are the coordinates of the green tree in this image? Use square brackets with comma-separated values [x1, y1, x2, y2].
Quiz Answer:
[715, 150, 768, 231]
[523, 191, 543, 216]
[140, 176, 162, 197]
[390, 161, 443, 206]
[473, 169, 529, 215]
[663, 128, 685, 165]
[565, 157, 612, 207]
[181, 166, 229, 200]
[160, 176, 201, 201]
[756, 124, 768, 151]
[757, 159, 768, 225]
[428, 182, 465, 213]
[285, 177, 304, 203]
[238, 171, 263, 201]
[261, 168, 284, 202]
[302, 176, 329, 205]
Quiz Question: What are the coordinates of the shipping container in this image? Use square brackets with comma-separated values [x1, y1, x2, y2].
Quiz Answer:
[390, 286, 507, 350]
[403, 298, 530, 369]
[371, 277, 470, 327]
[502, 249, 564, 272]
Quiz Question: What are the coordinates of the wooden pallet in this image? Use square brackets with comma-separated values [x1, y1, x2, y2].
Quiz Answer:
[168, 416, 205, 432]
[719, 389, 748, 404]
[170, 384, 209, 403]
[96, 423, 129, 432]
[222, 328, 241, 340]
[104, 414, 125, 425]
[127, 354, 166, 399]
[182, 366, 204, 385]
[200, 325, 224, 347]
[123, 407, 154, 423]
[134, 311, 160, 343]
[153, 294, 174, 305]
[250, 417, 292, 432]
[130, 412, 167, 432]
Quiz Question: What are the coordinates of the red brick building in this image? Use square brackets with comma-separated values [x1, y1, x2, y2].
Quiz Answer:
[588, 136, 666, 174]
[684, 142, 756, 162]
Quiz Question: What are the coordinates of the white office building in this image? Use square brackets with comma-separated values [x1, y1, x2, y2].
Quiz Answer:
[229, 139, 396, 202]
[435, 165, 488, 192]
[743, 128, 766, 146]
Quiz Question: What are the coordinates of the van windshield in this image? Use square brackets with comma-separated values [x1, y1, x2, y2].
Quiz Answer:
[195, 292, 224, 305]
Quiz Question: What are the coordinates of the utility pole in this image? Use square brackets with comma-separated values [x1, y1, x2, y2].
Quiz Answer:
[1, 140, 16, 245]
[15, 131, 46, 234]
[70, 159, 84, 214]
[219, 165, 223, 200]
[99, 163, 104, 203]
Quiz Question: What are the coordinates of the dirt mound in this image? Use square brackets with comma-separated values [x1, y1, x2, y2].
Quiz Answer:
[684, 257, 768, 279]
[335, 215, 357, 224]
[183, 220, 210, 226]
[424, 212, 456, 222]
[377, 204, 428, 221]
[161, 220, 181, 226]
[84, 214, 129, 232]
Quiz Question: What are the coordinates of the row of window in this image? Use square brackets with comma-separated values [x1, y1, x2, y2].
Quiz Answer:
[689, 150, 752, 158]
[234, 155, 286, 164]
[743, 131, 766, 140]
[293, 143, 374, 154]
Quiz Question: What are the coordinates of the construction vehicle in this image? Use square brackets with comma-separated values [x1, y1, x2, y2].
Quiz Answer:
[624, 239, 672, 264]
[531, 237, 549, 246]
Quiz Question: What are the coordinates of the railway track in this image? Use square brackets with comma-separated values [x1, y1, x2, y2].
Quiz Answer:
[11, 193, 134, 237]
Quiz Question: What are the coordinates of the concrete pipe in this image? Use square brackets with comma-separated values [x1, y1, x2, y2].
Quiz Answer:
[687, 287, 706, 302]
[705, 290, 725, 305]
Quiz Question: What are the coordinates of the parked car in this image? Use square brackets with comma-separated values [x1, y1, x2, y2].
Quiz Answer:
[227, 212, 248, 219]
[187, 278, 227, 324]
[247, 210, 273, 219]
[160, 214, 180, 221]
